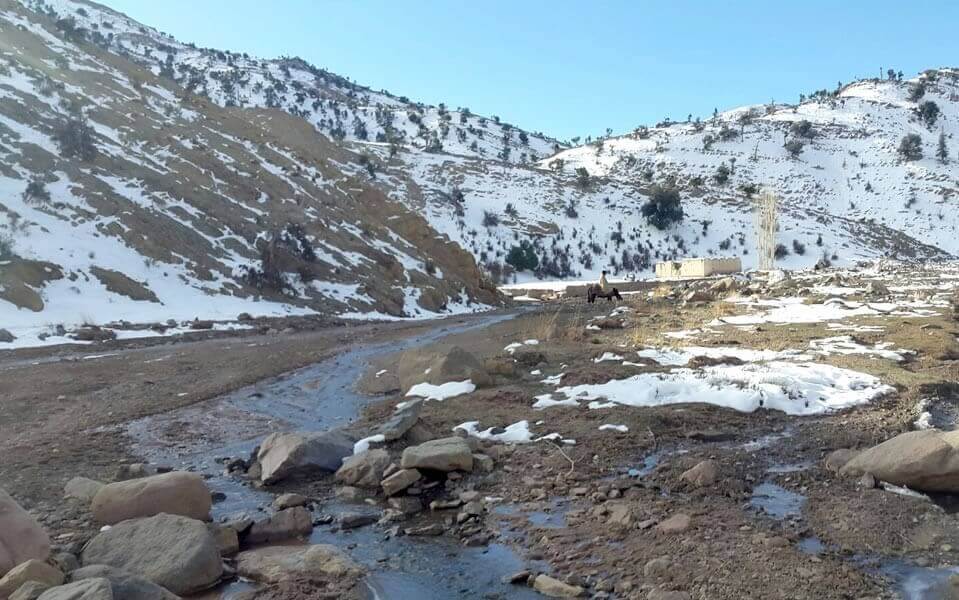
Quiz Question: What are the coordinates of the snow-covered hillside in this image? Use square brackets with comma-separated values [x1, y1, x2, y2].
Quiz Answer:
[35, 0, 565, 166]
[0, 0, 500, 347]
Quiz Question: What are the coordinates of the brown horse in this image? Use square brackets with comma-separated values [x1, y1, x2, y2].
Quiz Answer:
[587, 285, 623, 303]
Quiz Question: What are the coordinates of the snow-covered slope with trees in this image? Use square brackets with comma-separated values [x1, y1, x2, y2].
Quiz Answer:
[0, 0, 500, 346]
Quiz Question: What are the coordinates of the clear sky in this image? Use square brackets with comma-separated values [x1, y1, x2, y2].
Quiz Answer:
[101, 0, 958, 142]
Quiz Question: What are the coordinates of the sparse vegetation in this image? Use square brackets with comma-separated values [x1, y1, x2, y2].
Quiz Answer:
[784, 139, 805, 158]
[898, 133, 923, 161]
[505, 240, 538, 271]
[574, 167, 590, 190]
[54, 113, 98, 161]
[916, 101, 940, 128]
[713, 163, 731, 185]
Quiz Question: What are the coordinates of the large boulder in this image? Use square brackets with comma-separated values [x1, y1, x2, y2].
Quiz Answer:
[81, 513, 222, 595]
[335, 450, 390, 488]
[256, 430, 355, 485]
[90, 472, 210, 525]
[10, 581, 52, 600]
[381, 469, 421, 496]
[840, 430, 959, 493]
[0, 560, 64, 598]
[679, 460, 719, 487]
[0, 489, 50, 577]
[37, 579, 113, 600]
[235, 545, 363, 584]
[70, 565, 178, 600]
[400, 437, 473, 472]
[245, 508, 313, 545]
[397, 346, 490, 392]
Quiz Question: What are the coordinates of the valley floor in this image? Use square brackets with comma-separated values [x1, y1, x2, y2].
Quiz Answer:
[4, 262, 959, 599]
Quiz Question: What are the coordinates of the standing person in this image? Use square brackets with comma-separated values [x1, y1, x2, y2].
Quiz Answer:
[599, 270, 609, 292]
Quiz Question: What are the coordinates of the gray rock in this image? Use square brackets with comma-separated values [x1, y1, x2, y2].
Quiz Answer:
[532, 574, 583, 598]
[679, 460, 719, 487]
[271, 493, 308, 511]
[10, 581, 51, 600]
[338, 512, 379, 530]
[91, 472, 211, 524]
[63, 478, 104, 504]
[207, 523, 239, 556]
[840, 430, 959, 493]
[401, 437, 473, 472]
[0, 560, 65, 598]
[381, 469, 422, 496]
[70, 565, 179, 600]
[377, 400, 422, 441]
[256, 430, 355, 485]
[0, 329, 15, 343]
[235, 545, 362, 584]
[112, 464, 157, 482]
[246, 507, 313, 544]
[81, 513, 222, 595]
[335, 450, 390, 488]
[0, 488, 50, 577]
[37, 578, 113, 600]
[647, 590, 691, 600]
[387, 497, 423, 515]
[50, 553, 80, 575]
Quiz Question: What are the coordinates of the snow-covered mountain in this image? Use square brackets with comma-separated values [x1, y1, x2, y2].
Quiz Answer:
[0, 0, 501, 346]
[4, 0, 957, 339]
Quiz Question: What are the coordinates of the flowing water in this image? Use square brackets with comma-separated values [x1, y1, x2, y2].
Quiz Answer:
[123, 311, 544, 599]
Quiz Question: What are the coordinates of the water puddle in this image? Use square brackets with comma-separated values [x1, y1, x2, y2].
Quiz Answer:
[796, 536, 826, 555]
[749, 482, 806, 520]
[121, 311, 540, 597]
[493, 497, 569, 530]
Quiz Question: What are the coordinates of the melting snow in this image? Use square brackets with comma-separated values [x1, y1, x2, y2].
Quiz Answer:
[405, 380, 476, 401]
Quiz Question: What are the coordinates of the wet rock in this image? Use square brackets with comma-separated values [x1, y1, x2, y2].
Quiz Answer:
[113, 464, 158, 482]
[679, 460, 719, 487]
[381, 469, 422, 496]
[335, 449, 390, 488]
[207, 523, 239, 556]
[0, 489, 50, 577]
[256, 430, 355, 485]
[246, 507, 313, 544]
[377, 400, 422, 441]
[271, 493, 308, 511]
[70, 565, 179, 600]
[0, 560, 64, 598]
[63, 478, 103, 504]
[505, 570, 531, 585]
[36, 578, 113, 600]
[9, 581, 51, 600]
[532, 574, 583, 598]
[401, 437, 473, 472]
[404, 524, 444, 536]
[81, 513, 222, 595]
[387, 497, 422, 515]
[337, 512, 379, 530]
[840, 430, 959, 493]
[235, 545, 363, 584]
[655, 513, 691, 534]
[644, 557, 671, 579]
[334, 486, 368, 503]
[91, 472, 211, 524]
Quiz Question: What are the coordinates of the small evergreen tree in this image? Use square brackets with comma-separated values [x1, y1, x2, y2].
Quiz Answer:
[784, 139, 805, 158]
[897, 133, 923, 161]
[574, 167, 590, 190]
[712, 163, 731, 184]
[916, 101, 940, 128]
[907, 83, 926, 102]
[54, 113, 98, 161]
[505, 240, 539, 271]
[641, 185, 684, 230]
[937, 130, 949, 164]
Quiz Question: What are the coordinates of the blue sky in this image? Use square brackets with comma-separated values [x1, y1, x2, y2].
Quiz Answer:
[103, 0, 958, 142]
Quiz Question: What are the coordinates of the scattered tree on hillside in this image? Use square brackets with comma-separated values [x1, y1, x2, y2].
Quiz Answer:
[790, 120, 816, 139]
[907, 83, 926, 102]
[784, 138, 805, 158]
[54, 113, 98, 161]
[482, 210, 499, 227]
[897, 133, 923, 161]
[916, 101, 940, 128]
[505, 240, 538, 271]
[574, 167, 590, 190]
[937, 130, 950, 164]
[641, 185, 684, 230]
[22, 179, 50, 204]
[713, 163, 731, 184]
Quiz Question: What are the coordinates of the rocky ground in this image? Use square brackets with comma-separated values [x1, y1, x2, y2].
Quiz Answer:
[1, 261, 958, 599]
